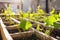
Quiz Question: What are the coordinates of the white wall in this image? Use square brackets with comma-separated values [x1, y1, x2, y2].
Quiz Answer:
[23, 0, 32, 12]
[0, 0, 32, 12]
[0, 0, 22, 13]
[0, 0, 20, 2]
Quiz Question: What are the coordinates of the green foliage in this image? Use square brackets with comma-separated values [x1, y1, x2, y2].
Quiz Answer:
[19, 20, 32, 30]
[18, 5, 45, 21]
[43, 12, 60, 29]
[50, 7, 55, 15]
[54, 14, 59, 20]
[45, 30, 50, 35]
[36, 24, 40, 31]
[23, 13, 28, 18]
[36, 6, 45, 16]
[3, 4, 15, 20]
[53, 22, 60, 29]
[30, 14, 34, 19]
[36, 24, 43, 31]
[3, 4, 15, 15]
[43, 15, 57, 26]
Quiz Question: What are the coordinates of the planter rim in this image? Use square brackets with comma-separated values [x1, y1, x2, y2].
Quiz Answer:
[0, 18, 13, 40]
[34, 28, 57, 40]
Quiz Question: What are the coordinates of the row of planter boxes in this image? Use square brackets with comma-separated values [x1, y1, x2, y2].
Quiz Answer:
[11, 16, 60, 40]
[0, 17, 58, 40]
[11, 17, 60, 40]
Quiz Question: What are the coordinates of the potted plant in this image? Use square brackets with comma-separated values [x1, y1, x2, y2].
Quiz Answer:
[42, 12, 60, 39]
[10, 17, 57, 40]
[1, 17, 39, 40]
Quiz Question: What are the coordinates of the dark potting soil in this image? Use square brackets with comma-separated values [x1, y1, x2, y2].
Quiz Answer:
[16, 19, 20, 21]
[50, 29, 60, 40]
[39, 21, 44, 23]
[33, 25, 60, 40]
[2, 19, 18, 26]
[4, 22, 17, 26]
[7, 28, 19, 34]
[7, 28, 41, 40]
[13, 34, 41, 40]
[33, 24, 47, 33]
[7, 28, 28, 34]
[2, 20, 18, 26]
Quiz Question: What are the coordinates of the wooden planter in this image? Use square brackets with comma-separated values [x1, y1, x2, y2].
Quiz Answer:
[0, 22, 2, 40]
[10, 17, 58, 40]
[6, 26, 34, 38]
[34, 29, 57, 40]
[0, 17, 57, 40]
[32, 23, 58, 40]
[50, 28, 60, 40]
[0, 19, 13, 40]
[0, 18, 35, 40]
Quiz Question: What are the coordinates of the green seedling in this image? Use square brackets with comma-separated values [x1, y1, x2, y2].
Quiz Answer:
[19, 20, 32, 31]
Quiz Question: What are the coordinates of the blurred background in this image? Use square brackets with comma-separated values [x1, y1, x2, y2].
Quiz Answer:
[0, 0, 60, 13]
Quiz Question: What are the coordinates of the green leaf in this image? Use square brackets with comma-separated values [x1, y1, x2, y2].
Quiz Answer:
[47, 16, 57, 25]
[45, 30, 50, 35]
[19, 20, 32, 30]
[23, 13, 28, 18]
[36, 24, 40, 31]
[43, 13, 60, 29]
[53, 14, 59, 20]
[36, 6, 45, 16]
[53, 22, 60, 29]
[43, 15, 57, 26]
[50, 7, 55, 14]
[30, 14, 34, 19]
[43, 16, 47, 22]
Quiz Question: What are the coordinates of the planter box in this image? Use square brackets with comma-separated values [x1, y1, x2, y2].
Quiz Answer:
[0, 19, 13, 40]
[0, 21, 57, 40]
[50, 28, 60, 40]
[1, 17, 18, 26]
[10, 17, 58, 40]
[0, 18, 36, 40]
[33, 23, 60, 40]
[34, 29, 57, 40]
[6, 26, 34, 38]
[0, 23, 2, 40]
[0, 17, 57, 40]
[0, 19, 41, 40]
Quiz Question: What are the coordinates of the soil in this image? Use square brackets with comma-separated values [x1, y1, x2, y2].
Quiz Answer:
[50, 29, 60, 40]
[4, 22, 17, 26]
[33, 24, 60, 40]
[6, 26, 41, 40]
[33, 24, 48, 33]
[13, 34, 41, 40]
[2, 19, 18, 26]
[16, 18, 20, 21]
[7, 28, 29, 34]
[0, 15, 5, 17]
[7, 28, 19, 34]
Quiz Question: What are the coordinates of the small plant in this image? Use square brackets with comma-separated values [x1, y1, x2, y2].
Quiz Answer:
[3, 4, 15, 20]
[18, 20, 32, 31]
[45, 30, 51, 35]
[49, 7, 55, 15]
[29, 14, 34, 20]
[32, 5, 45, 21]
[18, 5, 45, 21]
[2, 4, 15, 24]
[43, 8, 60, 35]
[36, 24, 43, 31]
[36, 24, 40, 31]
